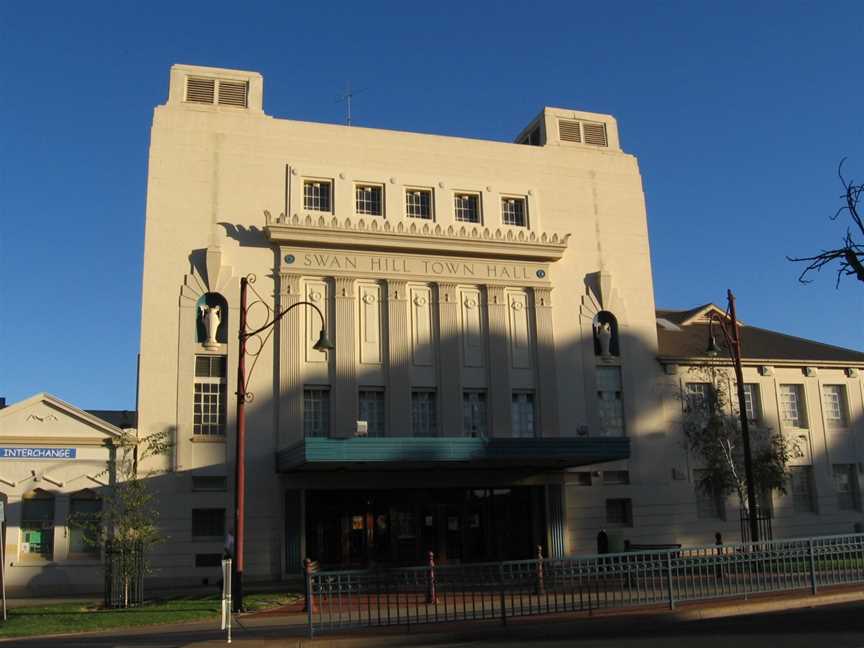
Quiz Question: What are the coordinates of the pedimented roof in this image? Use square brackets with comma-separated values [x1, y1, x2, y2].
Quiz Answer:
[0, 393, 124, 441]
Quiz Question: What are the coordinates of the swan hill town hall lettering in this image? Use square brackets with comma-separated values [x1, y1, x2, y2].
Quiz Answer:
[0, 447, 77, 459]
[293, 252, 545, 284]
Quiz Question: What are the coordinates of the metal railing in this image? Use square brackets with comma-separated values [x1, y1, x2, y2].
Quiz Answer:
[305, 533, 864, 636]
[104, 540, 145, 608]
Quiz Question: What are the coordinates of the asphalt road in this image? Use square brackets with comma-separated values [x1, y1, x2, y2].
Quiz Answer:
[8, 600, 864, 648]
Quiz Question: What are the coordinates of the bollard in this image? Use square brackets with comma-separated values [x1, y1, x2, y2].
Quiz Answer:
[303, 558, 318, 614]
[535, 545, 545, 596]
[715, 532, 724, 580]
[426, 551, 438, 604]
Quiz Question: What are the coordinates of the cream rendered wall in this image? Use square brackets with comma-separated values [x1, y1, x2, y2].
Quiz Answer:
[639, 362, 864, 552]
[138, 65, 665, 581]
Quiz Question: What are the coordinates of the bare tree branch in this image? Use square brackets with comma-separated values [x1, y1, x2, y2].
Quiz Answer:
[788, 159, 864, 286]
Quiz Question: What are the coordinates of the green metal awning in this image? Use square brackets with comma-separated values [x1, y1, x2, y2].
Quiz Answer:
[276, 436, 630, 473]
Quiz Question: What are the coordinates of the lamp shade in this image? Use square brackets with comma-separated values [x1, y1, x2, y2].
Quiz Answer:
[313, 328, 335, 352]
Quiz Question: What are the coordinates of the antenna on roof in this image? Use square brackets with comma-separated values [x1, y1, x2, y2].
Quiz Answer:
[335, 82, 366, 127]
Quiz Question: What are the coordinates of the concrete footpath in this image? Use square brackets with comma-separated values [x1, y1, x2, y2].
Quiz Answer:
[6, 586, 864, 647]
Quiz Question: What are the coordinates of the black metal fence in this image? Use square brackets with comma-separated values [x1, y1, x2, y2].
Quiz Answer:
[740, 508, 773, 543]
[104, 541, 145, 608]
[305, 533, 864, 636]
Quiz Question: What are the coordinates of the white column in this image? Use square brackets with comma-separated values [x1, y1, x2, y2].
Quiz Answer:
[386, 280, 411, 436]
[436, 282, 463, 436]
[278, 272, 303, 446]
[486, 285, 513, 436]
[533, 287, 560, 437]
[333, 277, 357, 438]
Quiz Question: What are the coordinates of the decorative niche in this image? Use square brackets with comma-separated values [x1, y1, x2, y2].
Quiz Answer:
[593, 311, 620, 359]
[196, 293, 228, 348]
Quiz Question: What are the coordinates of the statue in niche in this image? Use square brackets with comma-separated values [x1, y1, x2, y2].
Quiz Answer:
[596, 322, 613, 358]
[199, 304, 222, 350]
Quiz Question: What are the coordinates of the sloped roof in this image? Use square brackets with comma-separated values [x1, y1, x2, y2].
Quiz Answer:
[656, 308, 864, 364]
[86, 409, 137, 429]
[0, 393, 125, 439]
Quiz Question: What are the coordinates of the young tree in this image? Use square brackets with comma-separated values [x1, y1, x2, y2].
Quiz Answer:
[789, 159, 864, 286]
[70, 427, 173, 607]
[682, 366, 790, 518]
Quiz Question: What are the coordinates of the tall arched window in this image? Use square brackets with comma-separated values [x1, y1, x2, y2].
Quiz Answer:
[593, 311, 620, 358]
[69, 489, 102, 557]
[196, 293, 228, 347]
[21, 489, 55, 561]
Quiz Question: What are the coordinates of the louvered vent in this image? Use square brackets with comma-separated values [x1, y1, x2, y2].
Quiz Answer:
[582, 122, 608, 147]
[558, 120, 582, 143]
[186, 77, 216, 104]
[217, 81, 248, 107]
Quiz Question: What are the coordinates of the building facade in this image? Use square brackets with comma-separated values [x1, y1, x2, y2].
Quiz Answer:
[5, 63, 864, 594]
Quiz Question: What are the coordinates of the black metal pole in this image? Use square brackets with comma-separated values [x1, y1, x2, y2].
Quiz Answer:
[726, 290, 760, 543]
[233, 277, 248, 611]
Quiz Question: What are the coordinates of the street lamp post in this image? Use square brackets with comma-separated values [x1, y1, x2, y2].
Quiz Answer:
[232, 274, 334, 611]
[705, 289, 760, 543]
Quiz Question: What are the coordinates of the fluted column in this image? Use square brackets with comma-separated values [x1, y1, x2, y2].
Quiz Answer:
[277, 272, 303, 446]
[436, 282, 463, 437]
[333, 277, 357, 438]
[386, 280, 411, 436]
[532, 287, 560, 437]
[485, 285, 512, 437]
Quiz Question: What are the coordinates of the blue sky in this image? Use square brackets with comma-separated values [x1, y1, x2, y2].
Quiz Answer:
[1, 1, 863, 409]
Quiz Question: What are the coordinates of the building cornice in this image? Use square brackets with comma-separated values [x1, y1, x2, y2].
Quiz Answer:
[658, 355, 864, 371]
[264, 212, 570, 262]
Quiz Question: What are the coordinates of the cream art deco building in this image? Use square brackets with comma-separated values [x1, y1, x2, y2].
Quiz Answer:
[3, 63, 864, 593]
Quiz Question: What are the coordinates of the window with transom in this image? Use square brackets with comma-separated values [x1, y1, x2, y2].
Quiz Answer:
[501, 197, 527, 226]
[511, 391, 536, 438]
[405, 189, 432, 219]
[358, 389, 386, 437]
[779, 384, 807, 428]
[822, 385, 848, 428]
[411, 390, 437, 436]
[303, 180, 332, 212]
[454, 193, 480, 223]
[194, 355, 227, 435]
[304, 387, 330, 437]
[355, 185, 383, 216]
[463, 390, 488, 438]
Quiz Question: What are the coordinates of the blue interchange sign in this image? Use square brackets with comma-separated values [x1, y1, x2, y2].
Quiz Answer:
[0, 447, 77, 459]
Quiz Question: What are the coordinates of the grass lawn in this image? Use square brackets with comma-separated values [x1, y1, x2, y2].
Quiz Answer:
[0, 592, 301, 639]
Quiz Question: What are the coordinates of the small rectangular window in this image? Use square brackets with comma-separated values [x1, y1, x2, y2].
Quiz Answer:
[833, 464, 860, 511]
[411, 390, 437, 436]
[191, 508, 226, 538]
[304, 388, 331, 438]
[192, 476, 228, 492]
[511, 391, 536, 438]
[822, 385, 848, 428]
[355, 184, 383, 216]
[684, 382, 712, 414]
[740, 383, 761, 423]
[780, 384, 807, 428]
[195, 553, 223, 568]
[605, 498, 632, 526]
[69, 493, 101, 556]
[358, 389, 386, 437]
[789, 466, 816, 513]
[602, 470, 629, 485]
[463, 390, 488, 438]
[454, 193, 481, 223]
[303, 180, 332, 212]
[501, 197, 527, 227]
[597, 367, 624, 436]
[195, 355, 227, 378]
[573, 472, 592, 486]
[405, 189, 433, 219]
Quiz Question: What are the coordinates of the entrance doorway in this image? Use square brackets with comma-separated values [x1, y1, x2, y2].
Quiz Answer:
[304, 486, 546, 568]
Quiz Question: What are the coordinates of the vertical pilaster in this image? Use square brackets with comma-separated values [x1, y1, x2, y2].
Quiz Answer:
[533, 287, 560, 437]
[278, 273, 303, 446]
[436, 282, 463, 437]
[486, 285, 513, 437]
[333, 277, 357, 438]
[386, 280, 411, 436]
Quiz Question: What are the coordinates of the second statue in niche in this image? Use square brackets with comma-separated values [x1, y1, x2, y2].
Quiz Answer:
[200, 304, 222, 349]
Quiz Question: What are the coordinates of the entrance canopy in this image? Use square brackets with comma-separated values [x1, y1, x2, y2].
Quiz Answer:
[276, 436, 629, 473]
